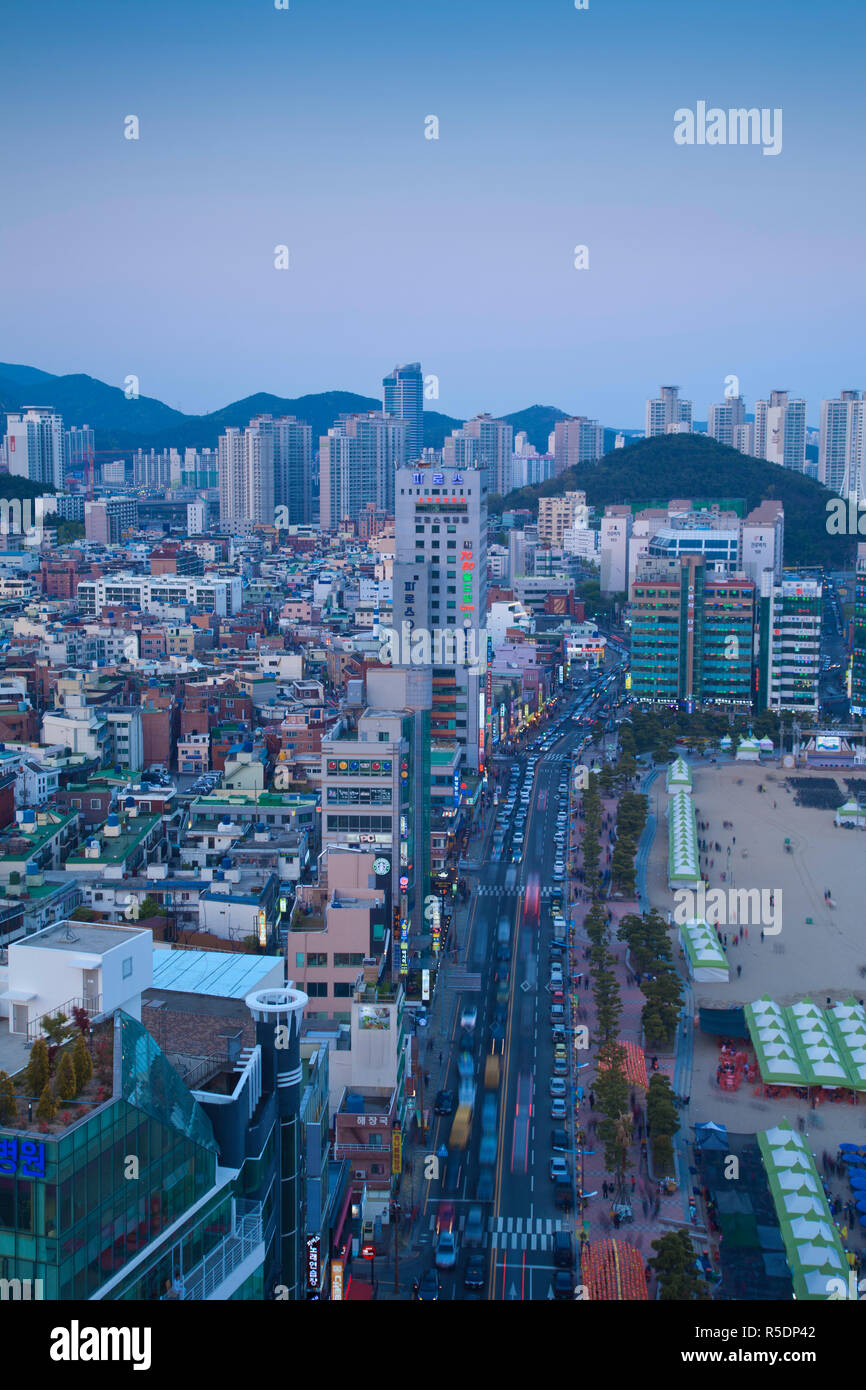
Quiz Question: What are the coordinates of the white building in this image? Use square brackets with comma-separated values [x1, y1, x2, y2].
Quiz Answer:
[4, 407, 65, 489]
[444, 415, 513, 497]
[319, 414, 408, 531]
[0, 921, 152, 1038]
[487, 599, 533, 649]
[599, 507, 633, 594]
[753, 391, 807, 473]
[76, 571, 242, 617]
[819, 390, 866, 501]
[645, 386, 692, 438]
[707, 395, 746, 449]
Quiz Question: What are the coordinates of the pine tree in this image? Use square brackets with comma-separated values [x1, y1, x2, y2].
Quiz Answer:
[0, 1070, 16, 1124]
[27, 1037, 49, 1098]
[56, 1051, 77, 1102]
[72, 1032, 93, 1091]
[36, 1083, 57, 1122]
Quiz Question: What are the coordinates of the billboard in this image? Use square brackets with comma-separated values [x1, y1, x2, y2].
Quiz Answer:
[358, 1005, 391, 1030]
[815, 735, 842, 752]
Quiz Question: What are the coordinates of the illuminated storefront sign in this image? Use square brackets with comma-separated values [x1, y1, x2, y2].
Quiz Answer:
[422, 968, 430, 1000]
[461, 542, 474, 611]
[331, 1260, 344, 1300]
[400, 918, 409, 975]
[453, 769, 461, 807]
[257, 908, 267, 948]
[306, 1235, 321, 1291]
[478, 690, 485, 771]
[0, 1139, 45, 1177]
[391, 1129, 403, 1175]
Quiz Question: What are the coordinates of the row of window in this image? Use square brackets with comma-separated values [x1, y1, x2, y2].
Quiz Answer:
[295, 952, 366, 967]
[303, 981, 356, 998]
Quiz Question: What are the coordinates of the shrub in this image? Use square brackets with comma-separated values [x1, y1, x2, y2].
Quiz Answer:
[56, 1051, 77, 1102]
[27, 1038, 49, 1098]
[36, 1085, 57, 1122]
[0, 1071, 17, 1124]
[72, 1033, 93, 1091]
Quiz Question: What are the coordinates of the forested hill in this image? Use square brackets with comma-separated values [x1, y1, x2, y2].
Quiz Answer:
[490, 434, 850, 570]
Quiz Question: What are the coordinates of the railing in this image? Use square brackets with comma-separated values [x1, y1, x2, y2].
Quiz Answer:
[27, 994, 103, 1043]
[181, 1201, 263, 1301]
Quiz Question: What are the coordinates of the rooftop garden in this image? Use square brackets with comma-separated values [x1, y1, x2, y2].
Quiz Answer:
[0, 1010, 113, 1135]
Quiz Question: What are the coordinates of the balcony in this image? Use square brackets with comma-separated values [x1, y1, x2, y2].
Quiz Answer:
[180, 1200, 264, 1301]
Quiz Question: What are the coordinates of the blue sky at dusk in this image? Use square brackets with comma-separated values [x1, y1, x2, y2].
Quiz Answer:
[1, 0, 864, 426]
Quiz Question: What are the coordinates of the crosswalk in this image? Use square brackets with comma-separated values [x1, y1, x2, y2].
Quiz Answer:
[475, 884, 564, 900]
[429, 1213, 566, 1250]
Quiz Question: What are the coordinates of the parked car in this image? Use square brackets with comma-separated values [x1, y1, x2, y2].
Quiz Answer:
[549, 1077, 567, 1098]
[551, 1097, 567, 1120]
[549, 1155, 569, 1182]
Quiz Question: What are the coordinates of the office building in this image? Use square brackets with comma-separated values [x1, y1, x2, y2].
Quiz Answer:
[600, 507, 633, 594]
[553, 416, 603, 472]
[5, 407, 65, 489]
[753, 391, 807, 473]
[383, 362, 424, 463]
[392, 457, 488, 771]
[819, 390, 866, 501]
[319, 414, 408, 531]
[84, 497, 139, 545]
[645, 386, 692, 438]
[629, 554, 754, 711]
[755, 573, 822, 715]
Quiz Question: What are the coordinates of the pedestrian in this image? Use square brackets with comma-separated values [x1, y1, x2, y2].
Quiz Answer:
[631, 1174, 636, 1192]
[737, 963, 742, 978]
[602, 1180, 609, 1199]
[438, 1051, 443, 1065]
[589, 1090, 595, 1109]
[642, 1197, 649, 1217]
[760, 929, 764, 943]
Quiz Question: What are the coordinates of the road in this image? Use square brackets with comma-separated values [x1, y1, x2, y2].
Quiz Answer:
[411, 656, 627, 1300]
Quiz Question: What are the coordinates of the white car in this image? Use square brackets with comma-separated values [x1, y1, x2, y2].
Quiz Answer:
[435, 1229, 458, 1269]
[460, 1006, 478, 1032]
[549, 1077, 567, 1098]
[551, 1097, 567, 1120]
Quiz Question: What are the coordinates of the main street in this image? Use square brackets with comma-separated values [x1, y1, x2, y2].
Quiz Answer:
[407, 656, 627, 1300]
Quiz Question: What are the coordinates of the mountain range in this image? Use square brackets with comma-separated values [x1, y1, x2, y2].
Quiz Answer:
[0, 362, 639, 456]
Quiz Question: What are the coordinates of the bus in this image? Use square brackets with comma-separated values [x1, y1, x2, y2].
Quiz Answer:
[450, 1104, 472, 1150]
[484, 1053, 501, 1090]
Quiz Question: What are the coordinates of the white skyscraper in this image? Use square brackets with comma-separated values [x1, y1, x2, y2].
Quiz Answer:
[645, 386, 692, 438]
[248, 415, 312, 523]
[5, 406, 65, 488]
[217, 419, 274, 529]
[819, 390, 866, 500]
[753, 391, 807, 473]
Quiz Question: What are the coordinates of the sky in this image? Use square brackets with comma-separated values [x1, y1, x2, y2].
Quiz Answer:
[2, 0, 864, 428]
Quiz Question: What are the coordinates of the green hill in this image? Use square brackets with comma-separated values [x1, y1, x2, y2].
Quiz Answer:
[490, 433, 852, 571]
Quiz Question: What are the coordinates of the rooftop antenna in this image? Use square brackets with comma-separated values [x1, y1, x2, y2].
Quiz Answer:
[59, 923, 80, 943]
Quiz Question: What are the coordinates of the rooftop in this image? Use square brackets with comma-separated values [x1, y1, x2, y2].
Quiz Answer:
[151, 947, 284, 998]
[17, 920, 145, 955]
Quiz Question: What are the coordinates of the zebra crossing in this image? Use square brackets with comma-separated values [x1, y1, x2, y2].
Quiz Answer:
[429, 1213, 566, 1250]
[475, 884, 563, 900]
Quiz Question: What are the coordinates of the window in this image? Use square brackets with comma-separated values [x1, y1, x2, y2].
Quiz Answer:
[306, 982, 327, 998]
[122, 956, 133, 979]
[334, 952, 365, 967]
[333, 982, 354, 998]
[295, 952, 305, 967]
[90, 799, 101, 810]
[307, 952, 327, 967]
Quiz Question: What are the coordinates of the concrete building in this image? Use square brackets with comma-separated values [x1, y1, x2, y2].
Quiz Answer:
[553, 416, 603, 472]
[4, 407, 65, 489]
[756, 572, 822, 715]
[538, 492, 588, 546]
[819, 390, 866, 501]
[319, 414, 408, 531]
[84, 497, 138, 544]
[645, 386, 692, 438]
[707, 394, 747, 450]
[444, 415, 513, 497]
[383, 362, 423, 463]
[77, 572, 242, 617]
[753, 390, 807, 473]
[392, 456, 487, 771]
[600, 507, 633, 594]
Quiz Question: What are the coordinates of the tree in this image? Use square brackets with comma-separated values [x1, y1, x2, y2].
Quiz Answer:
[72, 1032, 93, 1091]
[36, 1083, 57, 1123]
[649, 1230, 710, 1301]
[137, 895, 162, 920]
[27, 1038, 50, 1097]
[595, 1042, 632, 1203]
[42, 1012, 71, 1046]
[56, 1050, 77, 1102]
[0, 1071, 16, 1124]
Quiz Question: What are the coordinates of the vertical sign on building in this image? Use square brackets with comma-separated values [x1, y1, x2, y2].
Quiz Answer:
[331, 1260, 344, 1301]
[391, 1127, 402, 1175]
[306, 1235, 321, 1293]
[422, 968, 430, 1000]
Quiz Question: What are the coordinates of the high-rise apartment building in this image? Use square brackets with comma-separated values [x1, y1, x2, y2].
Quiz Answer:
[84, 497, 139, 544]
[707, 395, 746, 449]
[645, 386, 692, 438]
[755, 573, 822, 714]
[819, 390, 866, 500]
[753, 391, 807, 473]
[217, 420, 276, 530]
[319, 414, 408, 532]
[392, 457, 488, 770]
[383, 362, 424, 463]
[553, 416, 603, 473]
[444, 415, 513, 496]
[629, 554, 754, 711]
[247, 415, 313, 524]
[5, 407, 65, 488]
[64, 424, 94, 469]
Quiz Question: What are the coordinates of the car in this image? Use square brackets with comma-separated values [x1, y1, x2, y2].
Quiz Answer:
[464, 1255, 485, 1290]
[551, 1128, 569, 1152]
[476, 1166, 495, 1201]
[550, 966, 564, 985]
[464, 1204, 485, 1249]
[415, 1268, 440, 1301]
[549, 1155, 569, 1181]
[435, 1228, 458, 1269]
[443, 1152, 464, 1194]
[479, 1131, 497, 1165]
[554, 1180, 573, 1210]
[460, 1005, 478, 1032]
[496, 942, 510, 963]
[493, 1003, 507, 1027]
[551, 1097, 567, 1120]
[551, 1026, 566, 1044]
[553, 1231, 575, 1268]
[552, 1057, 568, 1076]
[552, 1269, 574, 1299]
[434, 1090, 454, 1116]
[550, 1004, 565, 1024]
[496, 978, 509, 1005]
[550, 942, 565, 959]
[549, 1077, 567, 1098]
[551, 989, 564, 1004]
